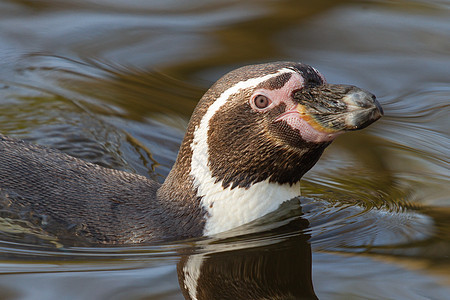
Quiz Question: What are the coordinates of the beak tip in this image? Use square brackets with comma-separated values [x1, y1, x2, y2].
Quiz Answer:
[374, 98, 384, 117]
[344, 91, 383, 131]
[353, 104, 383, 130]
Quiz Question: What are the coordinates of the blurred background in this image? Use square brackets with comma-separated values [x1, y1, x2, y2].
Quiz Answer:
[0, 0, 449, 299]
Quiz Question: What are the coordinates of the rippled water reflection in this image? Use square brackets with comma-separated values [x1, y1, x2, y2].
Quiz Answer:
[0, 0, 449, 299]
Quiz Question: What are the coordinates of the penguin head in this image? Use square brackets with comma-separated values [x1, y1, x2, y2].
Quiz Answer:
[187, 62, 382, 189]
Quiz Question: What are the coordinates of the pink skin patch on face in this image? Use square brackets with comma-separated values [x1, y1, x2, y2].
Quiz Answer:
[276, 110, 342, 143]
[250, 72, 341, 143]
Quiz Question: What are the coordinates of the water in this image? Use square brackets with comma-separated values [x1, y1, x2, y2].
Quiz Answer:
[0, 0, 449, 299]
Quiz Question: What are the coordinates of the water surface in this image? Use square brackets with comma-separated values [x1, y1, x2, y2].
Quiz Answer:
[0, 0, 449, 299]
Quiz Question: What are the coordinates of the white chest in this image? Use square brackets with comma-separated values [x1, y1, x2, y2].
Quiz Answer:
[200, 179, 301, 235]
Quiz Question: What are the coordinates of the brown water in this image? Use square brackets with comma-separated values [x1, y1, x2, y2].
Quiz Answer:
[0, 0, 449, 299]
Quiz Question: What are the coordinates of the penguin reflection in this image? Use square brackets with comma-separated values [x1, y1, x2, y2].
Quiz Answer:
[177, 201, 317, 300]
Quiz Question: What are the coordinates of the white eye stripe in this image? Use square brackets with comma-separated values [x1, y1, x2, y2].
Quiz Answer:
[208, 67, 295, 120]
[189, 67, 300, 236]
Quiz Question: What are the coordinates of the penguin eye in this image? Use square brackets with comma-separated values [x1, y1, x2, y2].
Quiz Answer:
[253, 95, 271, 109]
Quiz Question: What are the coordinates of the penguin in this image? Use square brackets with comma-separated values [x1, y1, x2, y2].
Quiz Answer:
[0, 62, 383, 245]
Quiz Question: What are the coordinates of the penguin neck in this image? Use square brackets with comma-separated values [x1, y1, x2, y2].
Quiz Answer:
[158, 91, 303, 238]
[199, 178, 302, 236]
[159, 150, 302, 237]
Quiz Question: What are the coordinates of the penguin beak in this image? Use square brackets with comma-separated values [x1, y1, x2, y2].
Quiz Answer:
[293, 84, 383, 132]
